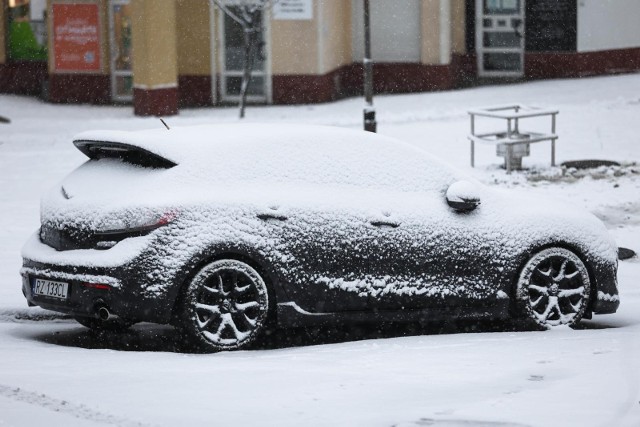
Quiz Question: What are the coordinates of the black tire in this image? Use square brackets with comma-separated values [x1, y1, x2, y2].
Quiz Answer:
[516, 247, 591, 329]
[74, 316, 136, 332]
[178, 259, 272, 352]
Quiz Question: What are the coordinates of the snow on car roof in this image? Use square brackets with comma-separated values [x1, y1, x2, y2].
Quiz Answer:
[73, 123, 462, 192]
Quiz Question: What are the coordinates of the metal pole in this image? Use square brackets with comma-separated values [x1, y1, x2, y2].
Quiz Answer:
[363, 0, 376, 132]
[551, 113, 557, 166]
[470, 114, 475, 167]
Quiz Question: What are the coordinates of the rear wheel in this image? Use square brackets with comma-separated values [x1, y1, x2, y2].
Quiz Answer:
[74, 316, 136, 332]
[516, 247, 591, 329]
[178, 259, 271, 352]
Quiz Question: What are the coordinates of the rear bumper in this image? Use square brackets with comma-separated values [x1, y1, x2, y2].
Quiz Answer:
[21, 230, 177, 323]
[21, 266, 126, 319]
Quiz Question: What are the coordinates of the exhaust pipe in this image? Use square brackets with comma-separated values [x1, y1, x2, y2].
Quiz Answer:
[98, 306, 111, 321]
[94, 302, 117, 321]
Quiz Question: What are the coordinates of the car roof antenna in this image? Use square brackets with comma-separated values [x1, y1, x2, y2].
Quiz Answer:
[159, 118, 170, 130]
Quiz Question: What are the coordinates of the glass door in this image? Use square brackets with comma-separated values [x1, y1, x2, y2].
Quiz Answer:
[476, 0, 525, 78]
[218, 7, 269, 103]
[108, 0, 133, 102]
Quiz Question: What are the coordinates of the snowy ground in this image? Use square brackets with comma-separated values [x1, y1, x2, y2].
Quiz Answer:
[1, 74, 639, 426]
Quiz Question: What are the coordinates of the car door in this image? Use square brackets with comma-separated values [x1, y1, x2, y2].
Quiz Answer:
[256, 184, 422, 314]
[362, 188, 505, 312]
[256, 201, 378, 313]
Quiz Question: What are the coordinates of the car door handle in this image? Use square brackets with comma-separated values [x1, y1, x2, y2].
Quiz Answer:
[257, 213, 288, 221]
[370, 220, 400, 228]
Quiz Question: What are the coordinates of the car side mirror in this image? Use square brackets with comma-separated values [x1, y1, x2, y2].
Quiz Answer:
[446, 180, 481, 213]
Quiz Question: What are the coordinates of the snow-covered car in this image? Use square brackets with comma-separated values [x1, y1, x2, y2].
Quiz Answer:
[21, 124, 619, 351]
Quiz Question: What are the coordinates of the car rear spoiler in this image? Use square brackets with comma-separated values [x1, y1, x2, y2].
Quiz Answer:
[73, 140, 177, 169]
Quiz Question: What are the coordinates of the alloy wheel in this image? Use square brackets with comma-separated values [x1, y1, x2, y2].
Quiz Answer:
[184, 259, 269, 351]
[517, 248, 591, 328]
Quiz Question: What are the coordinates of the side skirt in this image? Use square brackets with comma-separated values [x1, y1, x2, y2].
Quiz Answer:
[276, 301, 510, 328]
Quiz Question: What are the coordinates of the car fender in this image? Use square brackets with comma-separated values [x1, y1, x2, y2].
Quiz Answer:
[165, 241, 291, 323]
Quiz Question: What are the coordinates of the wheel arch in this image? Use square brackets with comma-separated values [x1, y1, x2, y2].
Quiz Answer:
[167, 244, 288, 325]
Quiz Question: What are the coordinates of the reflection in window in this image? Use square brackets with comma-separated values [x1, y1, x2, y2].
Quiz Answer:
[7, 0, 47, 61]
[112, 4, 132, 72]
[224, 7, 265, 72]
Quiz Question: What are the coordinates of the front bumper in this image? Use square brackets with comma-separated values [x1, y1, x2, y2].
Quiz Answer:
[591, 260, 620, 315]
[592, 290, 620, 314]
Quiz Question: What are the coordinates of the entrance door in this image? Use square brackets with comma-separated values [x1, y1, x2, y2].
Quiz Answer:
[218, 7, 269, 103]
[476, 0, 525, 77]
[108, 0, 133, 102]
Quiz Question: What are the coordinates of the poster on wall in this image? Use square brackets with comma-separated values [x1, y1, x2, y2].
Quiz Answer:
[273, 0, 313, 20]
[52, 2, 101, 72]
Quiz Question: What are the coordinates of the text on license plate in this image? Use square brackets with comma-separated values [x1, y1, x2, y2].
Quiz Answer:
[33, 278, 69, 299]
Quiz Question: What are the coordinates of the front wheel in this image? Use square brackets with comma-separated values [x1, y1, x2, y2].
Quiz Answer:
[516, 247, 591, 329]
[178, 259, 272, 352]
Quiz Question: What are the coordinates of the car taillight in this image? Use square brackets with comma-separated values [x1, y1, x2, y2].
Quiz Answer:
[95, 210, 177, 236]
[81, 282, 111, 291]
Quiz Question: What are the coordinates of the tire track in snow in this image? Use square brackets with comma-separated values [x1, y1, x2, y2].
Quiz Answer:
[0, 384, 153, 427]
[0, 308, 71, 323]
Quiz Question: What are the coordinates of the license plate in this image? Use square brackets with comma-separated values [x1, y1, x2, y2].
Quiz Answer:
[32, 278, 69, 300]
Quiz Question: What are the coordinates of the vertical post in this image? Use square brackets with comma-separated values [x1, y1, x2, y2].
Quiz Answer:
[470, 114, 475, 167]
[551, 113, 557, 166]
[363, 0, 376, 133]
[470, 140, 475, 167]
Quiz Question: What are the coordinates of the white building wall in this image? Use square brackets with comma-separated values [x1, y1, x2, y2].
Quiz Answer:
[577, 0, 640, 52]
[351, 0, 422, 62]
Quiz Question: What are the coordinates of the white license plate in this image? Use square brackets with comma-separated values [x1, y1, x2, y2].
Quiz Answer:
[33, 278, 69, 300]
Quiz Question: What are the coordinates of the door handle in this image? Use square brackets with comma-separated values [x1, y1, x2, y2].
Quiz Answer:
[370, 220, 400, 228]
[257, 213, 288, 221]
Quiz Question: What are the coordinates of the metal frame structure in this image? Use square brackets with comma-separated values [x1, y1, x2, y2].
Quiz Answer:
[468, 104, 559, 173]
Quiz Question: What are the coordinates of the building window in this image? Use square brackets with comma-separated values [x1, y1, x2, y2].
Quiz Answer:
[351, 0, 421, 63]
[219, 6, 268, 102]
[109, 0, 133, 101]
[7, 0, 47, 61]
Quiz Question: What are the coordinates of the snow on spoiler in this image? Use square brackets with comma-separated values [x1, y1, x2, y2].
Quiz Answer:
[73, 130, 177, 169]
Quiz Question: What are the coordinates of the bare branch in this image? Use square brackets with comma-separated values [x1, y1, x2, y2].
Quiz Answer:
[212, 0, 280, 118]
[210, 0, 246, 27]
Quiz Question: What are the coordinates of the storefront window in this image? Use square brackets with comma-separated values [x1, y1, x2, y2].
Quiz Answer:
[7, 0, 47, 61]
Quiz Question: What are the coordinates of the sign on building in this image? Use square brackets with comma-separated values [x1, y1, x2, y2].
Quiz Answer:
[273, 0, 313, 20]
[52, 2, 101, 72]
